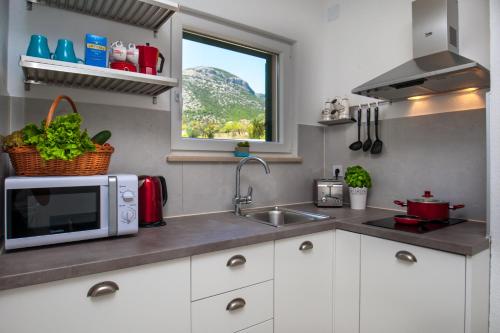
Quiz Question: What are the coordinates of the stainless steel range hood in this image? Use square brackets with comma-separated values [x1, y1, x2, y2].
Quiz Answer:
[352, 0, 490, 101]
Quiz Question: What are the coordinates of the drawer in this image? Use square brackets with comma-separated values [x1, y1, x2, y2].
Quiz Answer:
[239, 320, 273, 333]
[191, 241, 273, 300]
[192, 280, 273, 333]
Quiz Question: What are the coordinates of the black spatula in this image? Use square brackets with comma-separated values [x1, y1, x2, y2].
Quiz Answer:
[370, 107, 383, 154]
[349, 108, 363, 151]
[362, 107, 372, 152]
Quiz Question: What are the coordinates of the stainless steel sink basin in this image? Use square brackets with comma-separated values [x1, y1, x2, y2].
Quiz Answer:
[242, 206, 331, 227]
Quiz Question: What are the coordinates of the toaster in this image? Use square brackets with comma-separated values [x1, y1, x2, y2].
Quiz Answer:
[313, 178, 344, 207]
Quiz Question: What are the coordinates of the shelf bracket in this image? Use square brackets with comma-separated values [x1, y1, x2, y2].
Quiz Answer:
[24, 82, 31, 91]
[152, 96, 158, 104]
[26, 1, 33, 10]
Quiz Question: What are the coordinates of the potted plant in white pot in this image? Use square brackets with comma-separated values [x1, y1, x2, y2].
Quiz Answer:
[345, 165, 372, 210]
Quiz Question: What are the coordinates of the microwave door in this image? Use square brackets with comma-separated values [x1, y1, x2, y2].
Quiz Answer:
[6, 185, 109, 250]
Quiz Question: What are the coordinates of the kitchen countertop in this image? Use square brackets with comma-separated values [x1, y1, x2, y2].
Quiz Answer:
[0, 204, 489, 291]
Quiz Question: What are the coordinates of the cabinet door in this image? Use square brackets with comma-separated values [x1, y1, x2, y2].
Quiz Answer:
[334, 230, 361, 333]
[274, 230, 334, 333]
[360, 235, 465, 333]
[0, 258, 191, 333]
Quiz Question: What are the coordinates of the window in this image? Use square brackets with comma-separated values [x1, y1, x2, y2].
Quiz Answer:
[182, 31, 278, 142]
[171, 12, 294, 153]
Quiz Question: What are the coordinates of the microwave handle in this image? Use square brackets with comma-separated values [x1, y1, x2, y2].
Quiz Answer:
[108, 176, 118, 236]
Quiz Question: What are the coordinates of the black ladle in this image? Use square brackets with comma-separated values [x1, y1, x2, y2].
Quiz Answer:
[371, 106, 383, 154]
[349, 108, 363, 151]
[362, 107, 372, 152]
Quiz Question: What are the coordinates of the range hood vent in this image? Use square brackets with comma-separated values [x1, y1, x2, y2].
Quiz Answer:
[352, 0, 490, 101]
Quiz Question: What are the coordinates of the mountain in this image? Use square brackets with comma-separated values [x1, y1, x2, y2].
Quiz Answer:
[182, 67, 265, 123]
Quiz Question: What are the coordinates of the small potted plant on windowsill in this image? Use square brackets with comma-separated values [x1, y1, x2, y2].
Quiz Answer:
[234, 141, 250, 157]
[345, 165, 372, 210]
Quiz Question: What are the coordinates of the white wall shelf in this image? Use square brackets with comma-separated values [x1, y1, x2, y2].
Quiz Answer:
[318, 118, 356, 126]
[26, 0, 179, 34]
[20, 56, 178, 101]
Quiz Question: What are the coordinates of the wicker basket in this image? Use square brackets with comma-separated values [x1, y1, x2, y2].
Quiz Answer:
[6, 95, 114, 176]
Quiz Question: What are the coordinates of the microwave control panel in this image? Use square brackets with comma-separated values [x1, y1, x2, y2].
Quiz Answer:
[115, 175, 139, 235]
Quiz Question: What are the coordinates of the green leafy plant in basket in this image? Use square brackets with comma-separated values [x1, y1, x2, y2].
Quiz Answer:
[345, 165, 372, 189]
[23, 113, 96, 161]
[1, 131, 25, 151]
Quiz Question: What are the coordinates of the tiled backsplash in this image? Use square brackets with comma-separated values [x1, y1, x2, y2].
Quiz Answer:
[19, 98, 324, 217]
[3, 97, 487, 221]
[325, 109, 486, 221]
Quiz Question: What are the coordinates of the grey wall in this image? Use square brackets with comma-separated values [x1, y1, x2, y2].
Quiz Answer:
[0, 0, 8, 96]
[0, 0, 10, 222]
[326, 109, 486, 221]
[20, 98, 324, 217]
[0, 96, 10, 234]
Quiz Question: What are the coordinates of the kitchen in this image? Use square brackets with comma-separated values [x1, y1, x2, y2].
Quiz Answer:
[0, 0, 498, 332]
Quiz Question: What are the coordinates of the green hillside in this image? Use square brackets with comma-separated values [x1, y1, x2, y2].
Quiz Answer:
[182, 67, 266, 140]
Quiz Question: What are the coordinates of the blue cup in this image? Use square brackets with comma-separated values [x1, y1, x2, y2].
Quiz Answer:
[26, 35, 52, 59]
[53, 39, 83, 63]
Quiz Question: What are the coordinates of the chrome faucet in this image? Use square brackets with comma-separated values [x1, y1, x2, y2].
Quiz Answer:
[234, 156, 270, 216]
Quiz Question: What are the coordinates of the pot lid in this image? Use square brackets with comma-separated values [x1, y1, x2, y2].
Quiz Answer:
[409, 191, 448, 204]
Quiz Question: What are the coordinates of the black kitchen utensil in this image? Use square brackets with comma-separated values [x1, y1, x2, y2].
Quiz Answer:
[362, 107, 372, 152]
[370, 107, 383, 154]
[349, 108, 363, 151]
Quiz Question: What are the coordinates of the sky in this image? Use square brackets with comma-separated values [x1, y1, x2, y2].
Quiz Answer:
[183, 39, 267, 94]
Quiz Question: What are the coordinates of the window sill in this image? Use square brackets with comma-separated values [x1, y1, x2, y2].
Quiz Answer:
[166, 154, 302, 163]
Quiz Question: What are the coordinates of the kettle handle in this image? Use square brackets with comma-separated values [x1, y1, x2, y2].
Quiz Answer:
[158, 176, 168, 206]
[158, 52, 165, 73]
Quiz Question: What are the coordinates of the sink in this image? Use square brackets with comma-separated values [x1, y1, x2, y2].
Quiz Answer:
[242, 206, 331, 227]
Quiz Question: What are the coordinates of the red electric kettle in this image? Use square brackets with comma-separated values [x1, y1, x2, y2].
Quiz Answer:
[138, 175, 167, 227]
[137, 43, 165, 75]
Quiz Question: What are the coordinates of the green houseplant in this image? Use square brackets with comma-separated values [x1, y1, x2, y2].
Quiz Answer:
[234, 141, 250, 157]
[345, 165, 372, 210]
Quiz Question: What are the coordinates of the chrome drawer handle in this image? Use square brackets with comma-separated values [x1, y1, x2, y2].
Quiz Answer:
[299, 241, 314, 251]
[395, 250, 417, 263]
[226, 254, 247, 267]
[226, 297, 246, 312]
[87, 281, 119, 298]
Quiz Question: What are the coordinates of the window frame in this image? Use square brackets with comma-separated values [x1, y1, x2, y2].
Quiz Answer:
[170, 12, 295, 154]
[181, 30, 277, 142]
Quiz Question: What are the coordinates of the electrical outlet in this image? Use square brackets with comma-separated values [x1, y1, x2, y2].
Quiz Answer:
[332, 165, 344, 178]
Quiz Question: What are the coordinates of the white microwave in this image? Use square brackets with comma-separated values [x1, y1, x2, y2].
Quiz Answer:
[4, 174, 138, 250]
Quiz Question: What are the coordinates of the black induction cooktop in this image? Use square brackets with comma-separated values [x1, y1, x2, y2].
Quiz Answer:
[364, 217, 467, 234]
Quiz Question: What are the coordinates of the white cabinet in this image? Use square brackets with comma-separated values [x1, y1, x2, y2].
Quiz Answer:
[0, 229, 489, 333]
[360, 235, 466, 333]
[191, 241, 274, 300]
[334, 230, 361, 333]
[0, 258, 191, 333]
[192, 280, 273, 333]
[274, 230, 334, 333]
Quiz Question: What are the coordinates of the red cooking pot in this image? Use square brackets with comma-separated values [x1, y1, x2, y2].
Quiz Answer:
[394, 191, 464, 221]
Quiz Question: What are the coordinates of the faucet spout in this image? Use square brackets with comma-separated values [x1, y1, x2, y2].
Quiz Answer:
[234, 156, 271, 215]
